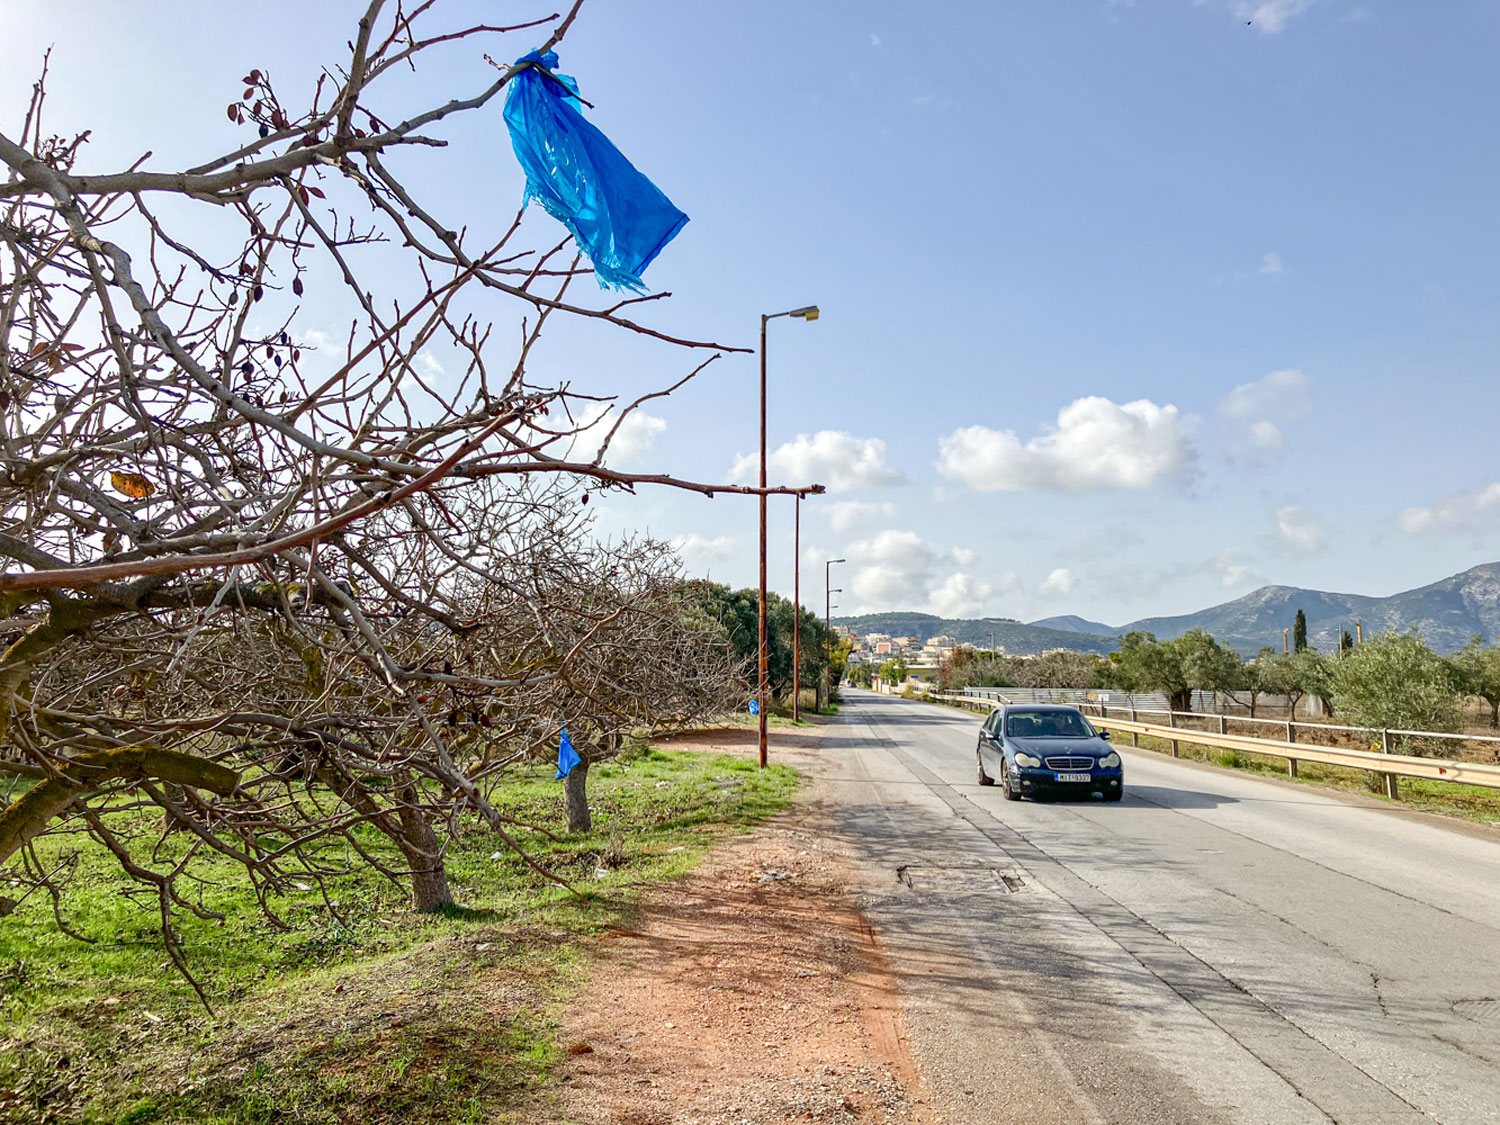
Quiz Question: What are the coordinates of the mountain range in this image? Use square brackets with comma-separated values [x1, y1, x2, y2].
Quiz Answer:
[835, 562, 1500, 657]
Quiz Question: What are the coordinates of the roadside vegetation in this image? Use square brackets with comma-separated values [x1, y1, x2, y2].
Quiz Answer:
[1, 746, 798, 1124]
[1118, 728, 1500, 824]
[919, 616, 1500, 819]
[932, 624, 1500, 743]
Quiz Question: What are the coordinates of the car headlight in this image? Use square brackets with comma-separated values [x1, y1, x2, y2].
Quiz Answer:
[1097, 752, 1121, 769]
[1013, 752, 1042, 769]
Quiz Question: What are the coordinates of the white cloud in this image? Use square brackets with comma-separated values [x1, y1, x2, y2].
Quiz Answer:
[1258, 251, 1284, 276]
[929, 573, 998, 619]
[844, 529, 1006, 616]
[1236, 0, 1316, 34]
[1266, 505, 1328, 556]
[1040, 568, 1076, 597]
[568, 404, 666, 467]
[730, 431, 904, 493]
[869, 31, 882, 47]
[823, 500, 897, 532]
[1218, 369, 1310, 450]
[1212, 548, 1261, 590]
[1395, 482, 1500, 535]
[935, 396, 1194, 493]
[1248, 420, 1283, 448]
[671, 533, 735, 563]
[847, 530, 937, 605]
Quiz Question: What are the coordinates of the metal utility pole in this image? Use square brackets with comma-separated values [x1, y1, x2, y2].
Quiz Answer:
[758, 306, 819, 768]
[825, 557, 845, 705]
[793, 493, 801, 722]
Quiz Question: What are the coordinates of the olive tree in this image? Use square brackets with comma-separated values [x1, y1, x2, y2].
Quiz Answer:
[1449, 635, 1500, 728]
[1255, 648, 1332, 718]
[1102, 631, 1191, 710]
[1330, 632, 1460, 753]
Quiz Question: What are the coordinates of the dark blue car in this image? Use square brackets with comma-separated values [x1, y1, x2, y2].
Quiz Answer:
[976, 704, 1123, 801]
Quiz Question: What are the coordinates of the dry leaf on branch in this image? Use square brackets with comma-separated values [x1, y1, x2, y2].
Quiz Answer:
[109, 471, 156, 499]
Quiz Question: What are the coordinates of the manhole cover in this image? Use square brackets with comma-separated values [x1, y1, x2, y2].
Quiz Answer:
[1453, 998, 1500, 1025]
[894, 864, 1026, 893]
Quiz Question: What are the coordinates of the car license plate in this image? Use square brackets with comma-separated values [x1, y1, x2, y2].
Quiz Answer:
[1054, 772, 1091, 783]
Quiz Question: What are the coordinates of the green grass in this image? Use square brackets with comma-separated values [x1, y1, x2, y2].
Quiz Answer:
[0, 746, 798, 1124]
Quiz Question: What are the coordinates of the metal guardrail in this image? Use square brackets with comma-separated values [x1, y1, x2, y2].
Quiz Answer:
[927, 692, 1500, 801]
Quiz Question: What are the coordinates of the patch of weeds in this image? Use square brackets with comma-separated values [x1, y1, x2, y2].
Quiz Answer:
[0, 747, 799, 1124]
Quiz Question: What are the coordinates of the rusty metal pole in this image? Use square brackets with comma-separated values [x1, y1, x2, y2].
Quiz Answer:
[758, 314, 769, 769]
[825, 557, 844, 706]
[793, 492, 801, 723]
[754, 306, 819, 764]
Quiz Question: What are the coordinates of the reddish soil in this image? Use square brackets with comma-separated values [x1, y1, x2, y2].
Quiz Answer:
[556, 724, 934, 1125]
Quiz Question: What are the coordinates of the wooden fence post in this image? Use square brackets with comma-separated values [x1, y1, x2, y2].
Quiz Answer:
[1286, 721, 1298, 778]
[1169, 710, 1180, 758]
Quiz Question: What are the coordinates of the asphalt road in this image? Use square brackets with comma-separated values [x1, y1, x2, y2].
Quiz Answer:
[819, 690, 1500, 1124]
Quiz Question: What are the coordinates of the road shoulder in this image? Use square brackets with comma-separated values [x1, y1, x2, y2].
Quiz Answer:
[554, 723, 934, 1125]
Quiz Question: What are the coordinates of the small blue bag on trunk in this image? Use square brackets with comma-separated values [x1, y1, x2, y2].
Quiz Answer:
[503, 50, 689, 292]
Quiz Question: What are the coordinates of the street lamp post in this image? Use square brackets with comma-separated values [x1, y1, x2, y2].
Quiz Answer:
[825, 556, 845, 704]
[758, 305, 819, 769]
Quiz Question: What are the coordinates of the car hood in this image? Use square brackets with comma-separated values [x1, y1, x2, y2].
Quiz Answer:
[1008, 737, 1108, 757]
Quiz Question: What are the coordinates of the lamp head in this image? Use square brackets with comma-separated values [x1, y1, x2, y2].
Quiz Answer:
[789, 305, 820, 321]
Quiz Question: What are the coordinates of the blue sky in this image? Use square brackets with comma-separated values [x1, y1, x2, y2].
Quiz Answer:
[4, 0, 1497, 626]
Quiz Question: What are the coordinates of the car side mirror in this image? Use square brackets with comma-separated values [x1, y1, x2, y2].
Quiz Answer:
[1099, 730, 1111, 742]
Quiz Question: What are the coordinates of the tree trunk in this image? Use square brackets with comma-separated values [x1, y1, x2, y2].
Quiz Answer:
[1489, 698, 1499, 729]
[563, 753, 592, 833]
[397, 783, 453, 912]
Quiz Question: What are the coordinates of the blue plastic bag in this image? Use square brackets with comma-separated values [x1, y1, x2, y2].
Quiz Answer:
[556, 725, 582, 779]
[504, 50, 688, 292]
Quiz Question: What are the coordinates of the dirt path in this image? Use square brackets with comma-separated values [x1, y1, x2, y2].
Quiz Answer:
[555, 724, 934, 1125]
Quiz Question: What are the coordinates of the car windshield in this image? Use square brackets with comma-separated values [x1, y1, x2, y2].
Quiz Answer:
[1005, 710, 1096, 739]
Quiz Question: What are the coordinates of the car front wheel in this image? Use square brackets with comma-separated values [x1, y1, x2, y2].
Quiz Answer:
[1001, 757, 1021, 800]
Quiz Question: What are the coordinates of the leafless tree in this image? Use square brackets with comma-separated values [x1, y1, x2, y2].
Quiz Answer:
[0, 0, 813, 996]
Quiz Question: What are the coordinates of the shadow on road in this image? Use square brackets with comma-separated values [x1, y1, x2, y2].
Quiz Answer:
[1122, 785, 1240, 810]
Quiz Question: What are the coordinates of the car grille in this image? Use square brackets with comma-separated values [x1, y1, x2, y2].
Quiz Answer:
[1044, 756, 1095, 770]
